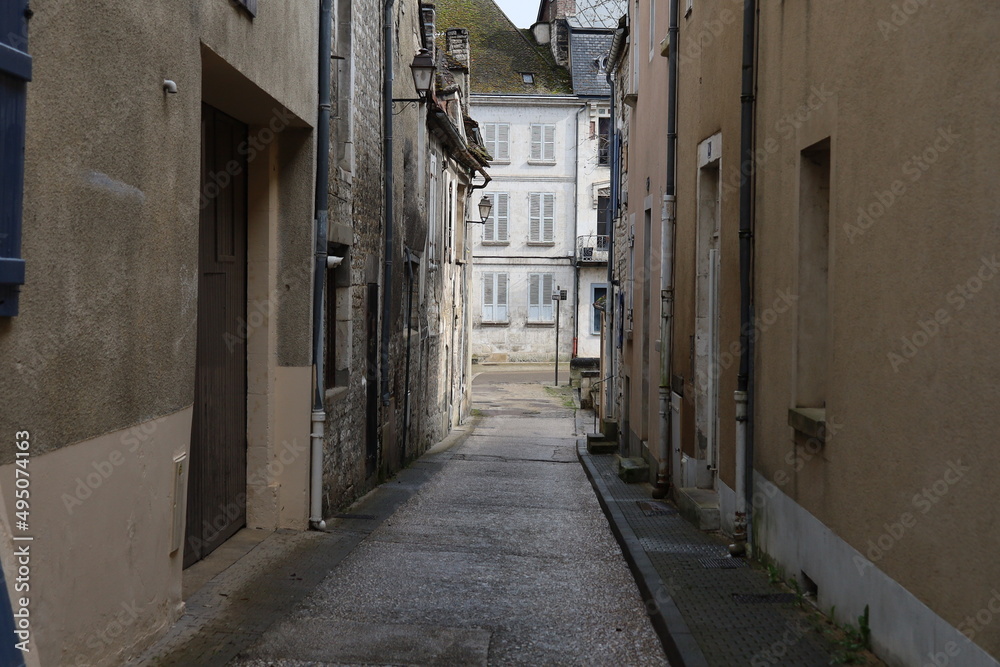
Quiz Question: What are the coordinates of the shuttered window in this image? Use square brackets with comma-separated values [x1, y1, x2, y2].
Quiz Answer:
[530, 124, 555, 162]
[528, 193, 555, 243]
[483, 123, 510, 162]
[0, 0, 31, 317]
[482, 193, 509, 243]
[482, 272, 508, 322]
[528, 273, 555, 322]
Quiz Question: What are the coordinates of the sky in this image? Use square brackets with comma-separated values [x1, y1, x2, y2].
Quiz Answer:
[494, 0, 538, 28]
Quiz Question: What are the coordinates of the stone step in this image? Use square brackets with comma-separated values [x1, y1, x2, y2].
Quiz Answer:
[616, 456, 649, 484]
[585, 434, 617, 455]
[675, 486, 721, 532]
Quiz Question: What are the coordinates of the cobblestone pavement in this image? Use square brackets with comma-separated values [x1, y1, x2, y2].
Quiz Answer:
[141, 380, 667, 666]
[580, 448, 883, 666]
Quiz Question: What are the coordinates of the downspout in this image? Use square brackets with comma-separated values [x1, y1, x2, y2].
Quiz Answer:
[604, 73, 617, 421]
[381, 0, 395, 407]
[572, 104, 586, 362]
[734, 0, 758, 549]
[402, 247, 414, 460]
[653, 0, 679, 499]
[310, 0, 333, 530]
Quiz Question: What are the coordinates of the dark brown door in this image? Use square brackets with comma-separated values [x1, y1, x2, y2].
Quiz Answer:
[185, 104, 249, 568]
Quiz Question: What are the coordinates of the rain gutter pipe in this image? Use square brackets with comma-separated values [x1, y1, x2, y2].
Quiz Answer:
[653, 0, 679, 500]
[734, 0, 758, 548]
[604, 16, 626, 425]
[381, 0, 395, 407]
[310, 0, 333, 530]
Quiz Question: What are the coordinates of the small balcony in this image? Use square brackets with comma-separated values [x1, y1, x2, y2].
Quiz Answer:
[577, 235, 609, 264]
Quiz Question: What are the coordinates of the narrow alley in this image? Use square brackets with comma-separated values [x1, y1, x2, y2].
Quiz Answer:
[139, 369, 667, 666]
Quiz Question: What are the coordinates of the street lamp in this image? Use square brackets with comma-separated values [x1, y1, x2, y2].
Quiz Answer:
[466, 195, 493, 225]
[392, 49, 435, 105]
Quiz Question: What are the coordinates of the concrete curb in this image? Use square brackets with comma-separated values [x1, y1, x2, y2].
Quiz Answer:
[577, 440, 709, 667]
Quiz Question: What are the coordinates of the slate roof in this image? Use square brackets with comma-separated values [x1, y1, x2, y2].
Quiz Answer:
[570, 29, 614, 97]
[435, 0, 573, 95]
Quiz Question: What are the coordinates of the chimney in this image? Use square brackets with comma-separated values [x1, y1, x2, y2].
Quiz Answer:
[446, 28, 470, 71]
[421, 2, 436, 57]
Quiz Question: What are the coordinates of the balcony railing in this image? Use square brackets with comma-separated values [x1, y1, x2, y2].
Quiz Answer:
[577, 235, 609, 263]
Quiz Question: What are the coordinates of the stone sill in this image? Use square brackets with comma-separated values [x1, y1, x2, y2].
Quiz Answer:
[489, 159, 511, 165]
[788, 407, 826, 441]
[527, 160, 557, 166]
[481, 241, 510, 246]
[525, 321, 555, 327]
[480, 321, 510, 327]
[325, 386, 349, 403]
[526, 241, 555, 247]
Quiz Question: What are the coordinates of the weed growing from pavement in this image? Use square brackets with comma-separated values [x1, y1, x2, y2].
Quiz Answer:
[544, 385, 576, 409]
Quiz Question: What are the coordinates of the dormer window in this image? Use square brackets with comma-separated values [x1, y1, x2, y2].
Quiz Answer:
[521, 72, 535, 84]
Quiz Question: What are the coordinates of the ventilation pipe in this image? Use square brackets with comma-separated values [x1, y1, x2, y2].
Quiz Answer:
[653, 0, 679, 500]
[309, 0, 333, 531]
[734, 0, 758, 551]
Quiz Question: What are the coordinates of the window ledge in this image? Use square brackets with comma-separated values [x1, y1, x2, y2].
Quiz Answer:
[788, 407, 826, 440]
[527, 160, 557, 166]
[481, 241, 510, 246]
[490, 159, 511, 165]
[480, 320, 510, 327]
[325, 386, 349, 403]
[527, 241, 556, 246]
[526, 320, 555, 327]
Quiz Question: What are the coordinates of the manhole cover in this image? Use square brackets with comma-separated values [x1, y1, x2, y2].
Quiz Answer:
[699, 557, 749, 569]
[636, 501, 678, 516]
[732, 593, 797, 604]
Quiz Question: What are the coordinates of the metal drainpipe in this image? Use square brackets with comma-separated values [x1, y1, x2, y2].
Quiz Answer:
[604, 70, 617, 424]
[653, 0, 679, 500]
[402, 248, 414, 460]
[381, 0, 395, 408]
[734, 0, 758, 550]
[309, 0, 333, 531]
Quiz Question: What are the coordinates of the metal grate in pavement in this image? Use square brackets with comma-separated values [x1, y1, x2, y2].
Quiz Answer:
[699, 557, 749, 569]
[732, 593, 798, 604]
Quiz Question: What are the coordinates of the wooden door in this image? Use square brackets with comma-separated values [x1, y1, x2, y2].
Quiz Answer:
[185, 104, 249, 568]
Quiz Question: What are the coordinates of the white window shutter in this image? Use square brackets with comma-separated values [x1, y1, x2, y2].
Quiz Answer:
[543, 274, 554, 320]
[530, 125, 542, 160]
[483, 272, 494, 321]
[497, 194, 509, 241]
[483, 123, 496, 158]
[497, 273, 508, 321]
[543, 125, 555, 161]
[498, 124, 510, 160]
[543, 194, 554, 242]
[529, 193, 541, 242]
[483, 194, 495, 242]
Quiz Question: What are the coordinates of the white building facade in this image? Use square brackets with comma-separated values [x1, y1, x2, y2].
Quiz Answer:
[470, 95, 609, 363]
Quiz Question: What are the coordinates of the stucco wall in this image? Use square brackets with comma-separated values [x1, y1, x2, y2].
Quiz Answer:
[752, 1, 1000, 662]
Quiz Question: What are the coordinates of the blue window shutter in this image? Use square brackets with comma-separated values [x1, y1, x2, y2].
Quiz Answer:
[0, 0, 30, 317]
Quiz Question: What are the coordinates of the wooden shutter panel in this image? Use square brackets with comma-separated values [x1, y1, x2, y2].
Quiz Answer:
[497, 273, 508, 321]
[0, 0, 31, 317]
[483, 123, 496, 159]
[483, 272, 494, 321]
[529, 194, 541, 242]
[543, 194, 554, 242]
[497, 124, 510, 160]
[530, 125, 542, 160]
[543, 125, 555, 161]
[483, 194, 495, 242]
[497, 194, 509, 241]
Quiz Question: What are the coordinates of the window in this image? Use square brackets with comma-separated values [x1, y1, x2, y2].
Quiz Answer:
[0, 2, 30, 317]
[598, 117, 611, 166]
[528, 273, 555, 322]
[235, 0, 257, 17]
[528, 193, 555, 243]
[597, 196, 610, 237]
[482, 123, 510, 162]
[325, 269, 338, 389]
[521, 73, 535, 84]
[649, 0, 656, 54]
[482, 193, 509, 243]
[530, 124, 556, 162]
[592, 285, 608, 334]
[482, 272, 509, 322]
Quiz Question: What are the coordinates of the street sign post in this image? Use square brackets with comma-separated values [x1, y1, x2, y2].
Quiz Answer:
[552, 287, 567, 386]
